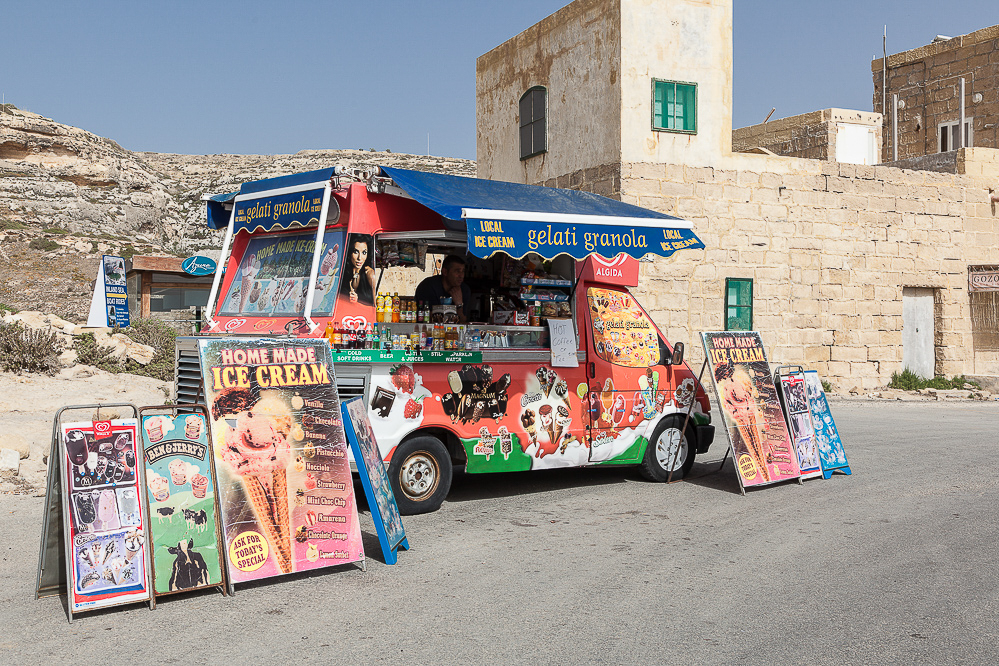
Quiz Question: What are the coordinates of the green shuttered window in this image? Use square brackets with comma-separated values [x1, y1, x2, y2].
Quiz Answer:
[653, 80, 697, 134]
[725, 278, 753, 331]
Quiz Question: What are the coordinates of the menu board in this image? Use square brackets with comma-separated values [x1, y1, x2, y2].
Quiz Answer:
[61, 419, 150, 613]
[140, 410, 225, 596]
[586, 287, 662, 368]
[198, 337, 364, 584]
[341, 398, 407, 565]
[701, 332, 801, 490]
[803, 371, 852, 478]
[776, 372, 822, 479]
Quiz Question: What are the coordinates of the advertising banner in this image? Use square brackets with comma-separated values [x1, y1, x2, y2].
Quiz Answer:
[86, 255, 129, 328]
[140, 410, 225, 596]
[776, 371, 822, 479]
[198, 337, 363, 584]
[464, 214, 704, 261]
[803, 371, 852, 478]
[232, 187, 326, 234]
[219, 230, 345, 318]
[701, 332, 801, 490]
[341, 398, 408, 565]
[61, 419, 150, 613]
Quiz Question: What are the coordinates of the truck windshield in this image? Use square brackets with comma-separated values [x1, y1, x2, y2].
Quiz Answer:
[586, 286, 666, 367]
[218, 229, 345, 316]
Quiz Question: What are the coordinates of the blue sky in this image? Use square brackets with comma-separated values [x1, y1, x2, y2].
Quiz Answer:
[4, 1, 996, 159]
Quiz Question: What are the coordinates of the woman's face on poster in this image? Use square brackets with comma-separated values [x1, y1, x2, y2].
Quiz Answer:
[351, 241, 368, 270]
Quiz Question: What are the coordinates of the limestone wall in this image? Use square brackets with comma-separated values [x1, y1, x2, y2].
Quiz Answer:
[615, 149, 999, 390]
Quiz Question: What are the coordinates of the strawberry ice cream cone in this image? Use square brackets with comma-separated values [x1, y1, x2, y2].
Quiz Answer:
[217, 389, 295, 574]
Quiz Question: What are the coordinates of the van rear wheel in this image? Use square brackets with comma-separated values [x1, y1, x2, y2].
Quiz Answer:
[640, 415, 696, 482]
[388, 436, 452, 515]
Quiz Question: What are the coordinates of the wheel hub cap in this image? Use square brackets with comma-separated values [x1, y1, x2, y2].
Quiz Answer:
[656, 428, 686, 471]
[400, 453, 438, 499]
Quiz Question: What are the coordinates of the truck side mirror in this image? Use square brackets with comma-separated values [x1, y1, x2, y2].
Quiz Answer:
[671, 342, 684, 366]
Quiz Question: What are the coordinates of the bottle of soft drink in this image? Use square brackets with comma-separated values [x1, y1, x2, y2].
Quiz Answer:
[324, 321, 335, 347]
[332, 325, 342, 350]
[392, 293, 400, 323]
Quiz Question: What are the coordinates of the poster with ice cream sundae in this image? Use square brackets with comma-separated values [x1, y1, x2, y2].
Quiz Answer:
[198, 337, 364, 585]
[701, 332, 801, 491]
[140, 409, 225, 596]
[61, 419, 151, 612]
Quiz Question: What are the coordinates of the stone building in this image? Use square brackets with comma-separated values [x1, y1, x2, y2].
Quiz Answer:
[873, 25, 999, 162]
[732, 109, 881, 165]
[476, 0, 999, 388]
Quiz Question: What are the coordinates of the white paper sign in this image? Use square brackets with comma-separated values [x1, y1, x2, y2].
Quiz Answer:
[547, 318, 578, 367]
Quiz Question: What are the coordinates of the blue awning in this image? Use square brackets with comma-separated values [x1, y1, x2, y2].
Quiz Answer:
[378, 166, 703, 260]
[205, 191, 237, 230]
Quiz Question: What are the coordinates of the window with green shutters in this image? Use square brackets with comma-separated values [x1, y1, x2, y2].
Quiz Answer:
[653, 80, 697, 133]
[725, 278, 753, 331]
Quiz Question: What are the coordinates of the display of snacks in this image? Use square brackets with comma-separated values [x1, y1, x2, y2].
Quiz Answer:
[519, 287, 569, 302]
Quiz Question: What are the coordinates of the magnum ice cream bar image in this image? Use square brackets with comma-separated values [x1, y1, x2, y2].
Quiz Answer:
[66, 429, 89, 466]
[442, 365, 512, 424]
[73, 491, 98, 531]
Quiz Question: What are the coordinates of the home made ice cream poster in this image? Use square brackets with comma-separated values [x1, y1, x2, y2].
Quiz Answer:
[702, 332, 800, 488]
[198, 338, 363, 582]
[62, 420, 150, 612]
[141, 413, 224, 595]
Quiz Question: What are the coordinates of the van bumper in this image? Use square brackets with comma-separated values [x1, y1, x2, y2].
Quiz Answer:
[695, 424, 715, 454]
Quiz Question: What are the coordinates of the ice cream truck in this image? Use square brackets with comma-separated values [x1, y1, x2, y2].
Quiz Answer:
[176, 166, 714, 514]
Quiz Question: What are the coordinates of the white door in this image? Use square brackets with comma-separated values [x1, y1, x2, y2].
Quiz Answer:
[902, 288, 934, 379]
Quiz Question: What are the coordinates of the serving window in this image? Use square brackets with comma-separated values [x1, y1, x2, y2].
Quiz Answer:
[370, 239, 577, 351]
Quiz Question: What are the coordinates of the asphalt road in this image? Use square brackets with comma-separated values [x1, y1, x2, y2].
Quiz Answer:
[3, 400, 997, 664]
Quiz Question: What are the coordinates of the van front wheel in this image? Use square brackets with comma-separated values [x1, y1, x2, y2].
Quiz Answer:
[388, 436, 452, 515]
[639, 416, 696, 482]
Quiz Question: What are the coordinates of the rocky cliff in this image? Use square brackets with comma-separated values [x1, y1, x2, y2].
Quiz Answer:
[0, 103, 475, 320]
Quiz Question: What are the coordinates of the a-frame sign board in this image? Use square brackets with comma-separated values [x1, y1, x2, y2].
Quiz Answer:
[340, 397, 409, 565]
[36, 403, 154, 622]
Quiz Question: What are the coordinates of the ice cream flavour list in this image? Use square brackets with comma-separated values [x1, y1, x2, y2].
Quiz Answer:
[198, 338, 363, 584]
[701, 332, 800, 489]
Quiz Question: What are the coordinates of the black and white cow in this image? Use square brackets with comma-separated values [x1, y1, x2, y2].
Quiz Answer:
[182, 508, 208, 532]
[167, 540, 210, 590]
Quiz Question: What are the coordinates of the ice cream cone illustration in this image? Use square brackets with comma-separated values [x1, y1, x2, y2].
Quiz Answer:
[242, 469, 292, 572]
[539, 404, 554, 454]
[520, 409, 538, 450]
[124, 529, 143, 563]
[239, 255, 260, 310]
[720, 366, 770, 483]
[218, 389, 294, 574]
[553, 405, 570, 451]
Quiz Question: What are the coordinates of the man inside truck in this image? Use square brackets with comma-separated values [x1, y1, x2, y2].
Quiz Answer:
[415, 254, 472, 322]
